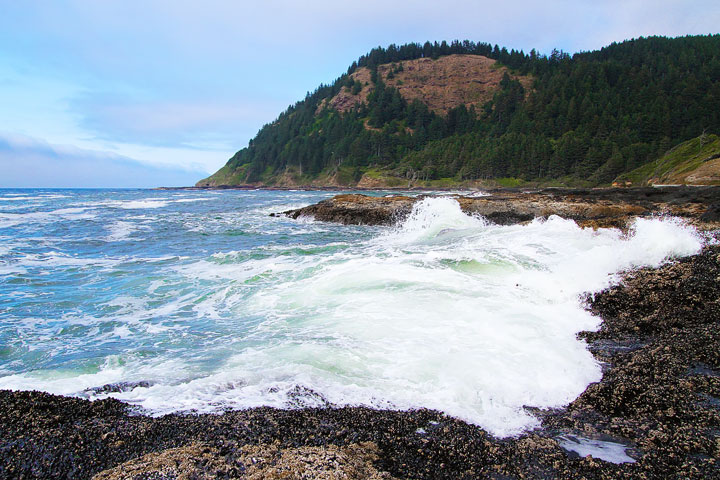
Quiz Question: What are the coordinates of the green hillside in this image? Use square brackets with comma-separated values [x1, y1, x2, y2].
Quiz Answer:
[616, 134, 720, 186]
[198, 35, 720, 188]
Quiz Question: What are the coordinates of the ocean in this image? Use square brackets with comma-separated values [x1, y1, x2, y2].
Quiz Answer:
[0, 188, 703, 437]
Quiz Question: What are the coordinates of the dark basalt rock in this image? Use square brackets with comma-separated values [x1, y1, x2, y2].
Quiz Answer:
[539, 245, 720, 478]
[283, 194, 416, 226]
[1, 247, 719, 479]
[701, 203, 720, 222]
[84, 381, 153, 395]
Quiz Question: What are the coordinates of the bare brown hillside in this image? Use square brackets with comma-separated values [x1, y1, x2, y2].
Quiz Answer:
[324, 54, 532, 116]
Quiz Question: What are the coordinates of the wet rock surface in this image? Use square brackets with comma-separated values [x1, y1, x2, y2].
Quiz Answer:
[1, 247, 719, 479]
[281, 186, 720, 230]
[282, 194, 417, 226]
[542, 244, 720, 478]
[83, 381, 153, 396]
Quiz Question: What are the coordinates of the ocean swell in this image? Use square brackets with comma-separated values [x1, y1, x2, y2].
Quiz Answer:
[0, 191, 703, 437]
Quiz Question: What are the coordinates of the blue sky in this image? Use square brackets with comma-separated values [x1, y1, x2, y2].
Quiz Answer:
[1, 1, 718, 187]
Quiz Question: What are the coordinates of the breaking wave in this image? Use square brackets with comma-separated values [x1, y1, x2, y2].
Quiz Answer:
[0, 191, 703, 437]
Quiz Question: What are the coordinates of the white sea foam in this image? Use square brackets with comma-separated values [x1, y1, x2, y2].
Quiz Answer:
[0, 197, 703, 437]
[0, 196, 38, 201]
[107, 199, 171, 209]
[0, 207, 96, 228]
[0, 264, 27, 275]
[89, 197, 213, 210]
[173, 198, 213, 203]
[16, 252, 121, 269]
[0, 355, 189, 396]
[0, 241, 15, 256]
[105, 221, 135, 241]
[466, 190, 490, 197]
[557, 435, 636, 463]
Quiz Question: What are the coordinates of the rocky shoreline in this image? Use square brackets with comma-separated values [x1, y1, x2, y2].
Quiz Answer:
[280, 186, 720, 230]
[3, 187, 720, 479]
[1, 242, 719, 479]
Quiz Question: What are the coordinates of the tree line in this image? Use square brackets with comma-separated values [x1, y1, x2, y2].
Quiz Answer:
[214, 34, 720, 185]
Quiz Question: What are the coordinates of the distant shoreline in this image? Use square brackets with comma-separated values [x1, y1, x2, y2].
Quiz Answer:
[156, 184, 476, 192]
[157, 184, 719, 192]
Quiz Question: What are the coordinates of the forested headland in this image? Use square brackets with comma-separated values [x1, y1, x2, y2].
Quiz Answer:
[198, 35, 720, 188]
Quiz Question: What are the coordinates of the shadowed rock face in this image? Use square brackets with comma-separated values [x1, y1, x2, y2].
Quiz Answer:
[281, 187, 720, 230]
[1, 246, 719, 479]
[282, 194, 416, 226]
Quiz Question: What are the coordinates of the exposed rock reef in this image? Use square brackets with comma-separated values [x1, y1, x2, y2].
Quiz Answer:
[281, 194, 417, 226]
[281, 186, 720, 230]
[2, 244, 719, 479]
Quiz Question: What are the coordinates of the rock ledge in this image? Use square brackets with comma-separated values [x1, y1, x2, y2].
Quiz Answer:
[281, 186, 720, 230]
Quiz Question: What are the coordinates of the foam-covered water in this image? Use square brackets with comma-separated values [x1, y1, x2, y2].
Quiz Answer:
[557, 434, 636, 463]
[0, 189, 703, 437]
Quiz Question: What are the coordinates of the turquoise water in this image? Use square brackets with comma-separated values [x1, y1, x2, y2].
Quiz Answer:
[0, 188, 703, 436]
[0, 188, 367, 380]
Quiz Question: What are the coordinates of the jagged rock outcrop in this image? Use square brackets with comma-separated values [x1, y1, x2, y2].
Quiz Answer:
[281, 186, 720, 229]
[281, 194, 417, 225]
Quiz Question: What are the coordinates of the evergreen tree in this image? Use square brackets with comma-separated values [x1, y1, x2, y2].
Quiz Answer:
[208, 35, 720, 186]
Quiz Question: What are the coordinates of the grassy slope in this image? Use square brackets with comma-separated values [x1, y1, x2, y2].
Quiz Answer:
[617, 134, 720, 186]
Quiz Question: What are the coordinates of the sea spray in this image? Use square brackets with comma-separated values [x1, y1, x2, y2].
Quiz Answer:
[0, 190, 703, 437]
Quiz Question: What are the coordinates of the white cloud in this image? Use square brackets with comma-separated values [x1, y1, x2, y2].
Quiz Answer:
[71, 94, 281, 150]
[585, 0, 720, 50]
[0, 133, 205, 188]
[101, 142, 234, 174]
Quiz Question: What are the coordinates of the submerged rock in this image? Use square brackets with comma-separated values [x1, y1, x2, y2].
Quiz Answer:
[83, 381, 153, 395]
[701, 202, 720, 222]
